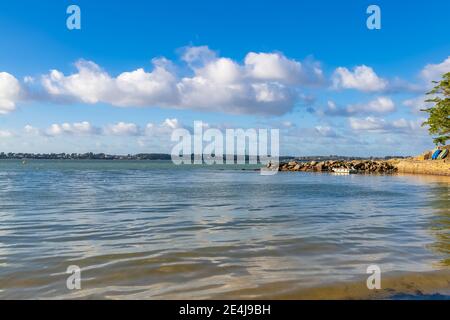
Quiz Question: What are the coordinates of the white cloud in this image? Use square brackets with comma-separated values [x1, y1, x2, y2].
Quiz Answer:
[20, 119, 184, 139]
[420, 56, 450, 83]
[347, 96, 395, 114]
[349, 117, 387, 131]
[391, 118, 426, 131]
[104, 122, 140, 136]
[181, 45, 217, 68]
[349, 116, 426, 133]
[40, 47, 323, 115]
[324, 100, 337, 112]
[244, 52, 323, 84]
[42, 61, 110, 104]
[144, 118, 184, 136]
[45, 121, 99, 136]
[198, 57, 242, 84]
[46, 124, 64, 136]
[162, 118, 180, 129]
[7, 47, 445, 119]
[42, 60, 179, 107]
[0, 72, 21, 114]
[71, 121, 99, 135]
[315, 126, 338, 137]
[281, 121, 295, 128]
[0, 129, 13, 138]
[322, 97, 395, 117]
[24, 124, 40, 135]
[23, 76, 35, 84]
[332, 57, 449, 94]
[332, 65, 387, 92]
[403, 95, 433, 114]
[401, 57, 450, 114]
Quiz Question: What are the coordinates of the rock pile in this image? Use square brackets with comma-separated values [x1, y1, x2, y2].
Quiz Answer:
[272, 160, 397, 174]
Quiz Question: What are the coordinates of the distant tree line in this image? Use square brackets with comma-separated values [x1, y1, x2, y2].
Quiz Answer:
[0, 152, 407, 161]
[0, 152, 172, 160]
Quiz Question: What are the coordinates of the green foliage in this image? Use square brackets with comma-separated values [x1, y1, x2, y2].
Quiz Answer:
[422, 72, 450, 145]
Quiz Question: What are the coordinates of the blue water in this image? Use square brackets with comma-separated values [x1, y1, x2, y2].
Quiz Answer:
[0, 160, 448, 299]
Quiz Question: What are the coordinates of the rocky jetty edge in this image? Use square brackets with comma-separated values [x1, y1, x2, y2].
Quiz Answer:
[272, 159, 397, 174]
[270, 145, 450, 176]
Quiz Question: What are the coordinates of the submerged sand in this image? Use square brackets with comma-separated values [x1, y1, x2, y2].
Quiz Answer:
[216, 270, 450, 300]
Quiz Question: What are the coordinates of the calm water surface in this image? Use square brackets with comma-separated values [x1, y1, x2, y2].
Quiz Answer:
[0, 160, 448, 299]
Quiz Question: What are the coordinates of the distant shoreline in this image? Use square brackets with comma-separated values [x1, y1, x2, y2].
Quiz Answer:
[0, 152, 409, 161]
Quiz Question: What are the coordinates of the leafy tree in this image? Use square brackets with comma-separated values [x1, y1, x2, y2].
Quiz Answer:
[422, 72, 450, 145]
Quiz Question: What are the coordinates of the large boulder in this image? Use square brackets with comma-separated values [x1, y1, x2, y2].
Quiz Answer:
[314, 164, 323, 171]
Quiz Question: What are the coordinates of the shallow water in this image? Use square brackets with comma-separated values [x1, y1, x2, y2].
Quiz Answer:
[0, 160, 448, 299]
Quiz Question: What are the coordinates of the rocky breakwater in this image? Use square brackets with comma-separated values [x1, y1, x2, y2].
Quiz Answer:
[273, 160, 397, 174]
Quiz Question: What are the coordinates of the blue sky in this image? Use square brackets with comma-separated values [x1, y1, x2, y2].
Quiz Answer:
[0, 0, 449, 156]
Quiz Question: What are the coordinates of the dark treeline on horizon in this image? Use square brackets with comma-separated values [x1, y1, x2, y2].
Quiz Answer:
[0, 152, 409, 161]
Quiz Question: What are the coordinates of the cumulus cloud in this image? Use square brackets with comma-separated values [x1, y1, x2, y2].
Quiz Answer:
[24, 124, 40, 135]
[349, 117, 388, 131]
[22, 118, 185, 139]
[402, 95, 434, 114]
[104, 122, 140, 136]
[0, 72, 21, 114]
[0, 129, 13, 138]
[322, 97, 395, 117]
[332, 65, 387, 92]
[142, 118, 185, 140]
[283, 123, 347, 144]
[349, 116, 426, 133]
[42, 59, 179, 107]
[315, 126, 338, 138]
[420, 56, 450, 83]
[245, 52, 323, 85]
[39, 46, 323, 115]
[181, 45, 217, 68]
[161, 118, 180, 129]
[44, 121, 100, 136]
[281, 121, 295, 128]
[5, 47, 446, 121]
[400, 57, 450, 115]
[347, 97, 395, 114]
[332, 57, 449, 94]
